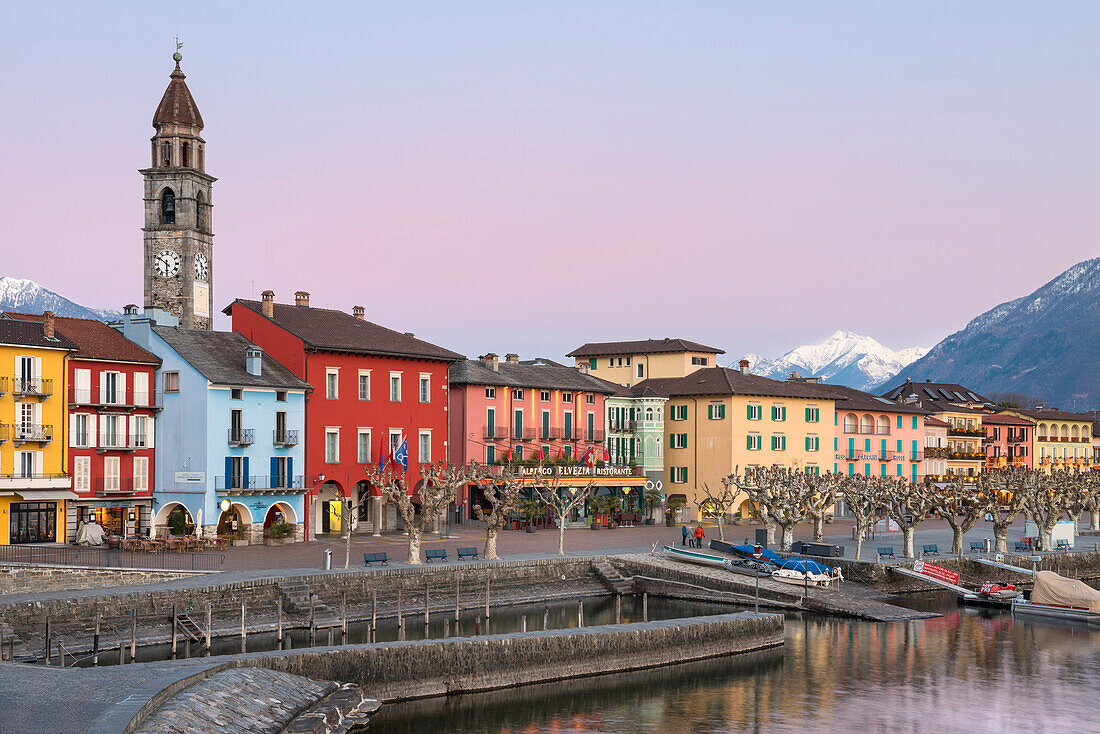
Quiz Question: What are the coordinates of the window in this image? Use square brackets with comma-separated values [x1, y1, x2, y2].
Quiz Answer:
[74, 456, 90, 492]
[358, 371, 371, 400]
[164, 371, 180, 393]
[72, 414, 89, 448]
[625, 357, 631, 366]
[806, 435, 819, 452]
[102, 371, 122, 404]
[132, 416, 148, 448]
[419, 431, 431, 463]
[161, 187, 175, 224]
[103, 457, 120, 491]
[230, 388, 242, 400]
[637, 364, 644, 379]
[896, 415, 903, 429]
[805, 465, 820, 476]
[419, 375, 430, 403]
[912, 416, 918, 429]
[562, 392, 573, 403]
[134, 457, 149, 492]
[511, 389, 523, 400]
[805, 406, 820, 423]
[587, 412, 595, 441]
[390, 373, 402, 402]
[707, 402, 725, 420]
[101, 415, 121, 448]
[326, 369, 339, 399]
[608, 358, 614, 367]
[485, 387, 495, 399]
[670, 433, 688, 449]
[513, 410, 524, 439]
[276, 391, 287, 402]
[691, 356, 708, 366]
[670, 467, 688, 483]
[746, 434, 762, 450]
[586, 393, 595, 404]
[747, 404, 762, 420]
[486, 446, 496, 464]
[771, 434, 787, 451]
[357, 429, 372, 463]
[325, 429, 339, 463]
[389, 431, 402, 458]
[540, 390, 550, 402]
[771, 405, 787, 421]
[181, 142, 190, 167]
[541, 410, 551, 439]
[670, 405, 687, 421]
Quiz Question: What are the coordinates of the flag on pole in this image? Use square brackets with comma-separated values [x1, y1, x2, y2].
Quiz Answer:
[394, 436, 409, 470]
[602, 446, 611, 463]
[377, 434, 387, 473]
[582, 447, 596, 467]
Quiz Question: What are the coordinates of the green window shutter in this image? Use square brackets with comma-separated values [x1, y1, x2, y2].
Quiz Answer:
[782, 436, 786, 450]
[897, 415, 902, 429]
[747, 435, 752, 450]
[805, 436, 810, 451]
[683, 468, 688, 483]
[707, 404, 713, 420]
[912, 416, 918, 430]
[781, 407, 787, 421]
[747, 404, 753, 419]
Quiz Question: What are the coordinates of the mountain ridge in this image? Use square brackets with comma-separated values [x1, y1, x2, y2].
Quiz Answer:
[0, 277, 121, 322]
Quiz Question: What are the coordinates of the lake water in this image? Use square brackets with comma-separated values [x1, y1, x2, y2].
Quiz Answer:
[368, 591, 1100, 734]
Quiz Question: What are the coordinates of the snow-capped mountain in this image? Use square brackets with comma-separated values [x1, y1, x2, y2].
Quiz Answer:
[0, 277, 121, 322]
[742, 331, 929, 392]
[881, 257, 1100, 410]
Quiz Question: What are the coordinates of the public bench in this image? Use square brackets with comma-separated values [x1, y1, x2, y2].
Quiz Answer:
[456, 546, 479, 560]
[363, 552, 389, 566]
[425, 548, 448, 563]
[1056, 539, 1071, 551]
[922, 544, 940, 556]
[969, 541, 985, 553]
[1014, 541, 1029, 552]
[877, 547, 896, 559]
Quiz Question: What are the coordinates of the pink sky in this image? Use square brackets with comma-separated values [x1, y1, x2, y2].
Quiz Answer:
[2, 2, 1098, 362]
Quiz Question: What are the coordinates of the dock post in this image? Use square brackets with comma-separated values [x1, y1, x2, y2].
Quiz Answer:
[342, 592, 348, 637]
[240, 601, 246, 653]
[130, 611, 137, 663]
[544, 605, 549, 630]
[424, 583, 430, 633]
[398, 587, 404, 640]
[577, 600, 583, 628]
[93, 613, 101, 666]
[485, 578, 490, 620]
[171, 603, 177, 656]
[371, 587, 377, 643]
[521, 615, 527, 633]
[309, 594, 316, 645]
[616, 594, 621, 624]
[44, 616, 50, 666]
[755, 572, 760, 614]
[205, 602, 212, 654]
[455, 573, 460, 622]
[643, 592, 648, 622]
[277, 598, 283, 643]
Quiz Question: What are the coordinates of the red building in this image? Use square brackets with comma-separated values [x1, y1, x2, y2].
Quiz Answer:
[7, 313, 160, 538]
[226, 291, 462, 539]
[983, 412, 1034, 470]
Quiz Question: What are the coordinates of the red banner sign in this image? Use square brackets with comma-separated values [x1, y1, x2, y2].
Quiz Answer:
[913, 560, 960, 585]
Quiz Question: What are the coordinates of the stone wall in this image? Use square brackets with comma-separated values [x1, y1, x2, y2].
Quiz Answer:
[829, 552, 1100, 593]
[0, 565, 203, 596]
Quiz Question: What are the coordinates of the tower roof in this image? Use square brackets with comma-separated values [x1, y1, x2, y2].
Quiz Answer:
[153, 58, 203, 130]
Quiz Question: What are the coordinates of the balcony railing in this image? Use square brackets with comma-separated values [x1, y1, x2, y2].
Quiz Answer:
[608, 420, 637, 432]
[483, 425, 506, 441]
[0, 376, 7, 395]
[13, 378, 52, 399]
[273, 429, 299, 447]
[588, 429, 606, 443]
[911, 451, 924, 461]
[215, 474, 306, 490]
[10, 423, 52, 444]
[924, 447, 950, 458]
[69, 386, 161, 410]
[228, 428, 255, 446]
[93, 477, 150, 494]
[512, 427, 536, 441]
[948, 427, 984, 437]
[949, 450, 986, 460]
[96, 433, 149, 452]
[878, 451, 895, 461]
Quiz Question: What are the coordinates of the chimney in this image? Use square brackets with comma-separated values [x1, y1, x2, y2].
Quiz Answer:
[294, 290, 310, 308]
[43, 311, 55, 339]
[790, 371, 800, 380]
[505, 353, 519, 364]
[577, 362, 589, 375]
[246, 347, 263, 376]
[480, 353, 500, 372]
[352, 305, 365, 320]
[261, 290, 275, 318]
[739, 358, 750, 375]
[124, 304, 139, 316]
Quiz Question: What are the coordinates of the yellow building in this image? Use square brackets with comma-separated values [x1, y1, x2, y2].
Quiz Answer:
[634, 364, 836, 520]
[0, 314, 74, 544]
[567, 338, 723, 388]
[1003, 408, 1094, 472]
[930, 406, 986, 478]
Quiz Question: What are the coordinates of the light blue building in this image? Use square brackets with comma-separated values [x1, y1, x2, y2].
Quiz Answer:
[115, 310, 309, 542]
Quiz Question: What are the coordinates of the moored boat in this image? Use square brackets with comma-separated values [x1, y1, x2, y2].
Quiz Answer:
[1011, 571, 1100, 627]
[661, 545, 735, 570]
[772, 558, 838, 587]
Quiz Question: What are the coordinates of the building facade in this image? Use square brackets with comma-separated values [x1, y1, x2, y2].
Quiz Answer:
[0, 315, 75, 544]
[226, 291, 462, 539]
[7, 312, 161, 539]
[606, 391, 668, 498]
[567, 338, 724, 388]
[982, 412, 1034, 470]
[115, 312, 309, 541]
[923, 417, 950, 480]
[1003, 409, 1095, 472]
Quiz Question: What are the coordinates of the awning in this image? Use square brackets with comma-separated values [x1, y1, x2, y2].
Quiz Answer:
[72, 498, 153, 508]
[15, 490, 79, 501]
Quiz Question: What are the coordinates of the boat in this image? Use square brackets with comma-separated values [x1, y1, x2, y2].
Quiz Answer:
[1011, 571, 1100, 627]
[661, 545, 736, 570]
[771, 558, 839, 587]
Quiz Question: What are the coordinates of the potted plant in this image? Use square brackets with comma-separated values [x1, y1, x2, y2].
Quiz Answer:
[264, 522, 294, 546]
[643, 487, 662, 525]
[230, 524, 251, 547]
[665, 496, 686, 527]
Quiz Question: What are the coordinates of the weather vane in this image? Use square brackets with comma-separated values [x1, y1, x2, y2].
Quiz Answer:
[173, 36, 183, 66]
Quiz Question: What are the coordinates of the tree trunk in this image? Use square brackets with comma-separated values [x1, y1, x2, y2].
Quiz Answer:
[1091, 510, 1099, 532]
[557, 514, 567, 556]
[951, 525, 964, 556]
[902, 526, 915, 559]
[716, 517, 725, 542]
[854, 519, 866, 561]
[779, 524, 794, 552]
[407, 528, 423, 564]
[812, 514, 824, 542]
[993, 524, 1009, 553]
[766, 522, 776, 545]
[485, 525, 500, 560]
[1036, 521, 1057, 552]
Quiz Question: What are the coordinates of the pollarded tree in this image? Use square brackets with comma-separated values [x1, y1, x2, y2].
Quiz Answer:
[530, 467, 595, 556]
[805, 472, 840, 542]
[935, 474, 995, 555]
[1022, 469, 1077, 551]
[471, 462, 521, 560]
[364, 460, 472, 564]
[1080, 471, 1100, 532]
[985, 467, 1030, 553]
[697, 480, 741, 542]
[837, 474, 886, 562]
[880, 477, 939, 559]
[728, 466, 813, 551]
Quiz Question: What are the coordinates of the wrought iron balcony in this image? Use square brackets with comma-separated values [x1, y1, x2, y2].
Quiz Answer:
[96, 433, 148, 452]
[215, 475, 305, 491]
[93, 477, 148, 494]
[608, 420, 637, 432]
[273, 429, 299, 447]
[228, 428, 255, 446]
[69, 386, 161, 410]
[512, 427, 536, 441]
[483, 425, 506, 441]
[948, 427, 984, 438]
[11, 423, 52, 445]
[13, 378, 52, 400]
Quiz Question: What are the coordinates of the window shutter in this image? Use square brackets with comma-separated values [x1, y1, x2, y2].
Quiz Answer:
[146, 417, 155, 449]
[781, 436, 786, 450]
[747, 405, 753, 419]
[243, 457, 249, 488]
[707, 405, 713, 419]
[118, 373, 126, 405]
[782, 407, 787, 421]
[288, 457, 293, 485]
[718, 405, 725, 419]
[69, 414, 77, 447]
[225, 457, 232, 487]
[271, 457, 278, 488]
[87, 415, 96, 448]
[747, 435, 753, 450]
[99, 371, 107, 404]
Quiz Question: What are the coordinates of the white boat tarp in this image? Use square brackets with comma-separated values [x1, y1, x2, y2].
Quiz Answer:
[1030, 571, 1100, 613]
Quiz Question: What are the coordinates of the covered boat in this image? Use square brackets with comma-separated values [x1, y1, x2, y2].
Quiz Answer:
[772, 558, 840, 587]
[1012, 571, 1100, 626]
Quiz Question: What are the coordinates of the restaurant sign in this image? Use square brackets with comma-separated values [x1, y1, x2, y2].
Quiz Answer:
[514, 465, 640, 479]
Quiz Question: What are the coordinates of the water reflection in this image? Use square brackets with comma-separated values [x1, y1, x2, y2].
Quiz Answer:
[370, 593, 1100, 734]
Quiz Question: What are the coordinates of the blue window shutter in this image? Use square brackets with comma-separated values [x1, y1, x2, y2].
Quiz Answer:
[243, 457, 249, 488]
[270, 457, 277, 487]
[896, 415, 902, 429]
[881, 464, 887, 477]
[912, 416, 918, 429]
[864, 463, 870, 476]
[288, 456, 293, 486]
[225, 457, 232, 487]
[848, 463, 854, 476]
[897, 439, 902, 452]
[834, 463, 838, 473]
[896, 464, 902, 477]
[834, 412, 838, 426]
[864, 438, 870, 452]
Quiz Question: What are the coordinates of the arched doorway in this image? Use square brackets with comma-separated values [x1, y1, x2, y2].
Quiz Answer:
[264, 502, 296, 529]
[217, 502, 252, 536]
[314, 481, 344, 535]
[155, 502, 195, 536]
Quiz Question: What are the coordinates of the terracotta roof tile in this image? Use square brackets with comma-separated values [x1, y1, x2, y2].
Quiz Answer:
[0, 317, 76, 351]
[631, 367, 837, 400]
[153, 67, 203, 129]
[5, 312, 158, 363]
[567, 338, 724, 358]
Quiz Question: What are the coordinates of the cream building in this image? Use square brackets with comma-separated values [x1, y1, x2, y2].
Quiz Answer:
[567, 338, 723, 388]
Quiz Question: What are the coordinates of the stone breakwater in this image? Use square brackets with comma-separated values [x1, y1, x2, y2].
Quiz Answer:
[0, 565, 205, 595]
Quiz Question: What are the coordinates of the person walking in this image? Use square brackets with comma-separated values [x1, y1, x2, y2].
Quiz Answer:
[694, 524, 705, 549]
[681, 524, 689, 547]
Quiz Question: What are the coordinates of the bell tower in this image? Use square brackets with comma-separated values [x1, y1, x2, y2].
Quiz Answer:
[141, 47, 215, 329]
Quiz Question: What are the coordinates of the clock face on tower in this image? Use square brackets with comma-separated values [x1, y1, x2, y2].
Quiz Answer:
[154, 250, 181, 278]
[194, 252, 208, 280]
